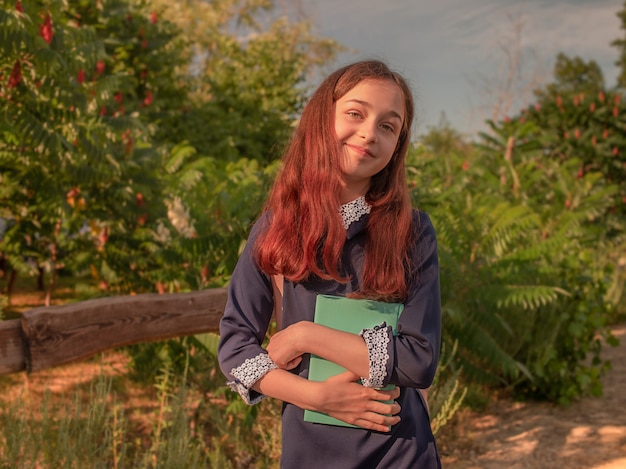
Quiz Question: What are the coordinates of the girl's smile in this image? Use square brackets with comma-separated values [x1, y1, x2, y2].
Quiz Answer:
[345, 143, 375, 158]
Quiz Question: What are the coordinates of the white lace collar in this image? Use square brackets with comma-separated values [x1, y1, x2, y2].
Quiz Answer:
[339, 196, 371, 229]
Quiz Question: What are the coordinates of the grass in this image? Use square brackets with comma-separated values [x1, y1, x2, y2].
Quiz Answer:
[0, 358, 283, 469]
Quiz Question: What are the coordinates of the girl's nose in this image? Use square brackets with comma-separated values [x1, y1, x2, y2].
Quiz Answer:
[359, 121, 377, 142]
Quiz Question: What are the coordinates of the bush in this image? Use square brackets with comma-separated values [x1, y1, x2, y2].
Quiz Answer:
[410, 120, 619, 404]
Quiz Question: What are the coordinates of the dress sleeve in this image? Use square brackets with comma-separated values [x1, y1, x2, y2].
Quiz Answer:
[217, 215, 277, 405]
[367, 211, 442, 389]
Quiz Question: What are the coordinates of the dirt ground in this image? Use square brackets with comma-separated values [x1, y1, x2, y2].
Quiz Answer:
[438, 324, 626, 469]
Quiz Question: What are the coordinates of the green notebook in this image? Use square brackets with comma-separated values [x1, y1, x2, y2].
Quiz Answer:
[303, 294, 404, 428]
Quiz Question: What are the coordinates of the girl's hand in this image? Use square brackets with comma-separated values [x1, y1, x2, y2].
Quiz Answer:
[267, 321, 311, 370]
[313, 370, 401, 433]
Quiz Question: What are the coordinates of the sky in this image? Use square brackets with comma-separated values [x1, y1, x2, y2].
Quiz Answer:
[301, 0, 624, 136]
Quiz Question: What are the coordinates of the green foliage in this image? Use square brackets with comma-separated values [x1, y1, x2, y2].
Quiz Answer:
[522, 60, 626, 222]
[155, 0, 338, 164]
[429, 341, 467, 435]
[438, 44, 626, 403]
[0, 0, 171, 301]
[411, 115, 619, 404]
[612, 1, 626, 88]
[535, 53, 605, 98]
[510, 50, 626, 320]
[0, 0, 337, 302]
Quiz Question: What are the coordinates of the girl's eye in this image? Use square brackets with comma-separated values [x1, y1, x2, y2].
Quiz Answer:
[347, 111, 361, 119]
[380, 123, 395, 133]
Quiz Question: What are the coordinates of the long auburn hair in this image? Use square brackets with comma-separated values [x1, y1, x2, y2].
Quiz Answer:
[254, 60, 415, 301]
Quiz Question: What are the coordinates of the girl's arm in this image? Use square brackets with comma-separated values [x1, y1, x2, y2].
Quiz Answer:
[252, 367, 401, 433]
[267, 322, 371, 377]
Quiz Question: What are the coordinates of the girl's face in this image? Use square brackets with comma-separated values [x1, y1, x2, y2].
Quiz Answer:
[334, 78, 405, 201]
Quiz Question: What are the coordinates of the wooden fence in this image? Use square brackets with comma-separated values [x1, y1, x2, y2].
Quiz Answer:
[0, 288, 228, 376]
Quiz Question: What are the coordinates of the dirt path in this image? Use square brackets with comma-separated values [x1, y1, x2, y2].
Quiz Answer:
[439, 324, 626, 468]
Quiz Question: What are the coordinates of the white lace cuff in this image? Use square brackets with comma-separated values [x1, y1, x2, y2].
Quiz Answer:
[359, 323, 391, 388]
[227, 353, 278, 405]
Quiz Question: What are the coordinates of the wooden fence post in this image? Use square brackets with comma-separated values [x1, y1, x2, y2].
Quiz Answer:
[0, 319, 26, 375]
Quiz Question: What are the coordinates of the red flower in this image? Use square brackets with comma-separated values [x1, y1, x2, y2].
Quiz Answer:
[77, 69, 85, 84]
[598, 91, 605, 102]
[614, 107, 619, 118]
[114, 92, 123, 104]
[143, 90, 153, 107]
[141, 39, 148, 49]
[136, 193, 145, 206]
[613, 147, 619, 156]
[66, 187, 80, 198]
[589, 102, 595, 113]
[461, 160, 470, 171]
[16, 1, 23, 13]
[534, 103, 541, 112]
[96, 60, 106, 75]
[7, 60, 21, 88]
[99, 226, 109, 244]
[125, 136, 133, 154]
[40, 13, 53, 44]
[99, 106, 107, 116]
[151, 11, 157, 24]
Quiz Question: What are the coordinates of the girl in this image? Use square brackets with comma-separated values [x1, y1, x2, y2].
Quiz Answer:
[218, 60, 441, 468]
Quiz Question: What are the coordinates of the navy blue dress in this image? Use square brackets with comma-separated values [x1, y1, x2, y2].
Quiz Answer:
[218, 208, 442, 468]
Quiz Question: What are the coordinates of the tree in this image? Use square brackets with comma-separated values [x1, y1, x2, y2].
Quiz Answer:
[0, 0, 150, 303]
[150, 0, 338, 164]
[612, 0, 626, 89]
[534, 53, 605, 100]
[139, 0, 340, 292]
[470, 12, 545, 124]
[1, 0, 339, 303]
[524, 53, 625, 224]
